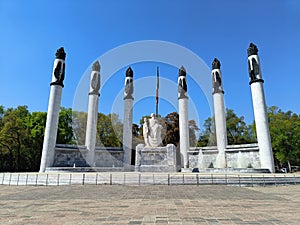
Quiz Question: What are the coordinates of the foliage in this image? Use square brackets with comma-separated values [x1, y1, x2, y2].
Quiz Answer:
[197, 109, 256, 147]
[96, 113, 123, 147]
[226, 109, 255, 144]
[0, 104, 299, 172]
[0, 106, 74, 172]
[267, 106, 300, 170]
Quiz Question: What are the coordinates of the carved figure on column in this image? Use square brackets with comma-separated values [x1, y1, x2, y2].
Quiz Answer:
[51, 47, 66, 87]
[212, 58, 224, 94]
[178, 66, 188, 99]
[89, 61, 101, 96]
[247, 43, 263, 84]
[143, 113, 163, 147]
[124, 67, 134, 100]
[143, 118, 151, 147]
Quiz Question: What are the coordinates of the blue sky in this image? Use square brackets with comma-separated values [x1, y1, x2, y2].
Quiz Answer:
[0, 0, 299, 128]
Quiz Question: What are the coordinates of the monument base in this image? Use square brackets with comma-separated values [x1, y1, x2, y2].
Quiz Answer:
[181, 168, 271, 173]
[135, 144, 179, 172]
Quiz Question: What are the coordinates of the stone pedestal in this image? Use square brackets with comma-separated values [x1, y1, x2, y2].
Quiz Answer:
[178, 98, 189, 168]
[85, 94, 99, 166]
[123, 98, 133, 166]
[135, 144, 178, 172]
[250, 82, 274, 172]
[39, 47, 66, 172]
[212, 58, 227, 168]
[85, 61, 101, 167]
[178, 66, 190, 168]
[39, 85, 62, 172]
[123, 67, 134, 166]
[247, 43, 275, 173]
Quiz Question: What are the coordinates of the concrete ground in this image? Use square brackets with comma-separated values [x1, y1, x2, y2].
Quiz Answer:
[0, 185, 299, 225]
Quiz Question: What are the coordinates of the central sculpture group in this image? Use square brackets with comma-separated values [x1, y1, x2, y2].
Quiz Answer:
[39, 43, 275, 173]
[143, 113, 163, 147]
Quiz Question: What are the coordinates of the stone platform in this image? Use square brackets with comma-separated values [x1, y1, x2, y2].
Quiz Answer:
[135, 144, 179, 172]
[182, 168, 271, 173]
[1, 184, 300, 224]
[45, 166, 134, 173]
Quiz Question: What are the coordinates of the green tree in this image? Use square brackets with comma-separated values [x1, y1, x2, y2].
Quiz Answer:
[57, 107, 75, 144]
[25, 111, 47, 171]
[197, 109, 255, 147]
[0, 106, 31, 171]
[71, 111, 87, 145]
[189, 119, 200, 146]
[163, 112, 180, 146]
[97, 113, 122, 147]
[226, 109, 255, 144]
[197, 117, 216, 147]
[268, 106, 300, 171]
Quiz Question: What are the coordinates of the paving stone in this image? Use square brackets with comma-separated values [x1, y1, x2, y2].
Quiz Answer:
[0, 185, 299, 224]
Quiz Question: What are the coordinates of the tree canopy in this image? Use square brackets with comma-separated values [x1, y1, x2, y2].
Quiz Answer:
[0, 105, 299, 172]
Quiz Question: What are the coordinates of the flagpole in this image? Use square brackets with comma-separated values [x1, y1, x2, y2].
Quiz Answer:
[156, 66, 159, 117]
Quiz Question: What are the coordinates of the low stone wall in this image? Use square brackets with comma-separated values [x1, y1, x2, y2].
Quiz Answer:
[53, 144, 123, 167]
[188, 143, 261, 169]
[52, 143, 261, 171]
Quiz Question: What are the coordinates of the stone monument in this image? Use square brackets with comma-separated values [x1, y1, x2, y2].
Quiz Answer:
[135, 114, 178, 172]
[212, 58, 227, 168]
[39, 47, 66, 172]
[143, 113, 163, 147]
[85, 61, 101, 166]
[123, 67, 134, 166]
[178, 66, 190, 168]
[247, 43, 275, 172]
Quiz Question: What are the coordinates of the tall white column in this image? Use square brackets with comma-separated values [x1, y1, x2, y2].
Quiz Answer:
[123, 67, 134, 166]
[40, 47, 66, 172]
[212, 58, 227, 168]
[85, 61, 101, 166]
[178, 66, 189, 168]
[248, 43, 275, 173]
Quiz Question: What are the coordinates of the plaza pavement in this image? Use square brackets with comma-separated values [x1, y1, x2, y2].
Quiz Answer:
[0, 184, 299, 225]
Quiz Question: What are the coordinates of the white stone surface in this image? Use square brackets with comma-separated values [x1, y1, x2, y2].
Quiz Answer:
[248, 55, 262, 80]
[123, 98, 133, 166]
[51, 59, 65, 83]
[85, 68, 100, 166]
[143, 113, 163, 147]
[85, 94, 99, 166]
[213, 92, 227, 168]
[250, 81, 275, 172]
[135, 144, 177, 172]
[39, 84, 62, 172]
[178, 98, 189, 168]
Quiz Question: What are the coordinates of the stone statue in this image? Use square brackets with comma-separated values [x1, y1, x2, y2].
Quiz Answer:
[247, 43, 262, 83]
[143, 113, 163, 147]
[90, 61, 101, 95]
[248, 58, 260, 82]
[143, 118, 151, 147]
[247, 42, 258, 56]
[51, 47, 66, 87]
[124, 67, 134, 99]
[212, 58, 221, 70]
[212, 58, 224, 94]
[178, 66, 188, 99]
[55, 47, 66, 60]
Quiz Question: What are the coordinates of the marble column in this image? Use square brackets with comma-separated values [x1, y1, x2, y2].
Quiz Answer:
[85, 61, 101, 166]
[178, 66, 189, 168]
[247, 43, 275, 173]
[123, 67, 134, 166]
[212, 58, 227, 168]
[39, 47, 66, 172]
